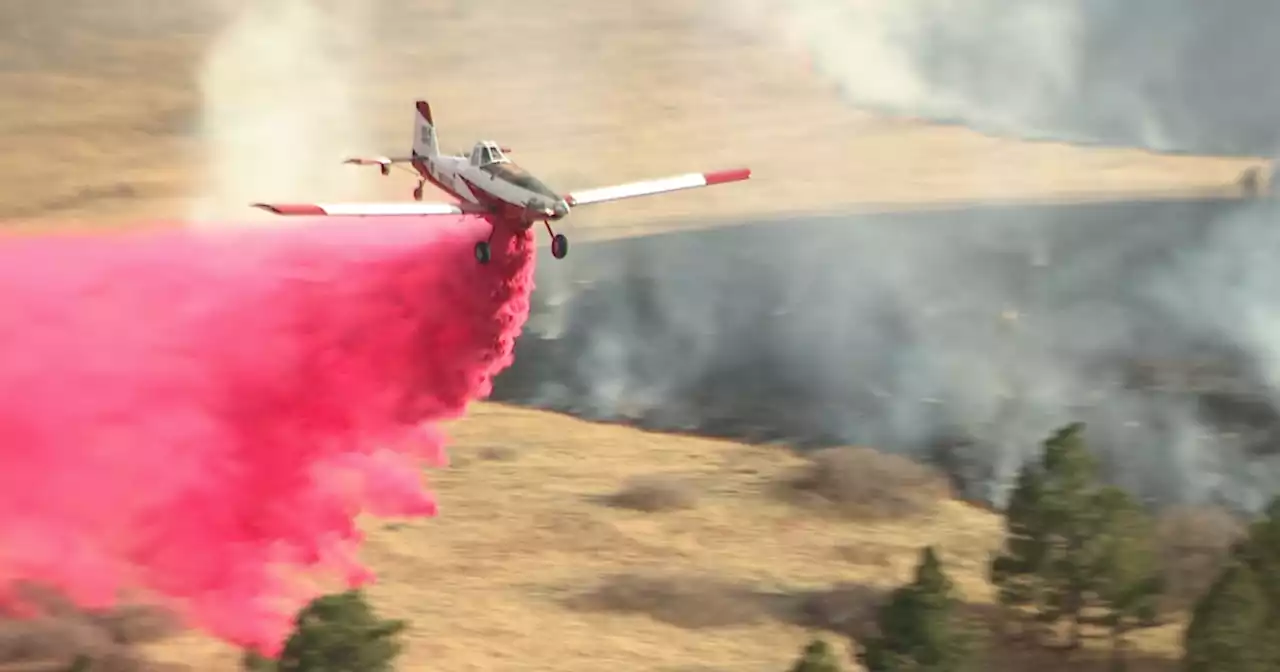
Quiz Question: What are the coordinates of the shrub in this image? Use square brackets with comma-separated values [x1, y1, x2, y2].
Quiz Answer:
[789, 637, 843, 672]
[606, 474, 699, 512]
[564, 573, 765, 629]
[788, 447, 950, 519]
[243, 590, 406, 672]
[1156, 505, 1245, 610]
[0, 598, 177, 672]
[796, 582, 882, 636]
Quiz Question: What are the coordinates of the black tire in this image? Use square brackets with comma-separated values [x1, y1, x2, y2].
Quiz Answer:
[474, 241, 491, 264]
[551, 233, 569, 259]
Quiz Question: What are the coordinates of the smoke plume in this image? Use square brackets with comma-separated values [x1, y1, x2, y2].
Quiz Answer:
[498, 194, 1280, 513]
[0, 216, 534, 655]
[487, 2, 1280, 511]
[713, 0, 1280, 156]
[192, 0, 377, 220]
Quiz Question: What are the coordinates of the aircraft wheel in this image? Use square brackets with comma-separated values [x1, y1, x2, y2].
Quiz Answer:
[413, 185, 424, 201]
[474, 241, 491, 264]
[551, 233, 569, 259]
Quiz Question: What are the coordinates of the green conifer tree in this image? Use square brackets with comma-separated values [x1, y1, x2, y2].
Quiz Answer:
[243, 590, 406, 672]
[1182, 561, 1272, 672]
[858, 546, 975, 671]
[790, 638, 843, 672]
[991, 422, 1164, 657]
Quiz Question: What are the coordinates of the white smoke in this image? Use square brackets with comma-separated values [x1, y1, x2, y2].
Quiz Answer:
[190, 0, 375, 223]
[710, 0, 1280, 156]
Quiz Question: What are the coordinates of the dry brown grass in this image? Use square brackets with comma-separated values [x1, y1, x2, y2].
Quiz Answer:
[786, 446, 954, 520]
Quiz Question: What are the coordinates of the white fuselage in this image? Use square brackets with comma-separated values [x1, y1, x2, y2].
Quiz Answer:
[413, 144, 570, 226]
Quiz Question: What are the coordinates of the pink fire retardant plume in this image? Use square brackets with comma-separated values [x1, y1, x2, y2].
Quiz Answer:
[0, 215, 535, 655]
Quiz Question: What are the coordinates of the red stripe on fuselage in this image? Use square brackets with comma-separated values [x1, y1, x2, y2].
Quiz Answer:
[459, 175, 533, 229]
[408, 155, 525, 230]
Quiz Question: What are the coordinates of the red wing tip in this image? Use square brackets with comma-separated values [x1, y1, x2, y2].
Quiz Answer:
[704, 168, 752, 185]
[251, 203, 326, 216]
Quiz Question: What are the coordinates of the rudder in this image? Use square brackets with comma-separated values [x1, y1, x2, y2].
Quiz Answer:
[413, 100, 439, 157]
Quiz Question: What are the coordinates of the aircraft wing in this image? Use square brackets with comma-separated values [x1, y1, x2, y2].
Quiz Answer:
[565, 168, 751, 207]
[251, 202, 475, 217]
[343, 156, 416, 166]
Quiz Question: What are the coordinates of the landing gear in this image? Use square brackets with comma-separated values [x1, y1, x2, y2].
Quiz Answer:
[412, 181, 424, 201]
[544, 221, 569, 260]
[474, 222, 497, 265]
[551, 233, 568, 259]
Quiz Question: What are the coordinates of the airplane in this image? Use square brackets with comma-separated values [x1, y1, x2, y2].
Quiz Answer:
[251, 100, 752, 264]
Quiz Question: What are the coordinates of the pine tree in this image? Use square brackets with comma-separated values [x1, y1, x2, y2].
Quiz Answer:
[989, 460, 1048, 629]
[1183, 496, 1280, 671]
[858, 546, 975, 672]
[243, 590, 407, 672]
[1182, 561, 1272, 672]
[790, 638, 843, 672]
[1033, 422, 1104, 648]
[990, 422, 1164, 656]
[1237, 496, 1280, 610]
[1088, 486, 1164, 670]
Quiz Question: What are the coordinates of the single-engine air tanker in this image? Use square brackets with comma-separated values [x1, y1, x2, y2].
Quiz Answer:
[252, 100, 752, 264]
[250, 99, 747, 262]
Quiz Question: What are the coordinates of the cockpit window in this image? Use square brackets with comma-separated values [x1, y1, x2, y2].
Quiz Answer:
[471, 142, 508, 166]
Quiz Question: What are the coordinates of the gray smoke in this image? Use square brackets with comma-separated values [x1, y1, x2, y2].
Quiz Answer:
[495, 195, 1280, 512]
[712, 0, 1280, 156]
[488, 1, 1280, 510]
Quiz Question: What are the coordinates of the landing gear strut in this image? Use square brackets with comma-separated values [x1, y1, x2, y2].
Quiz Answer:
[545, 221, 569, 260]
[474, 222, 569, 266]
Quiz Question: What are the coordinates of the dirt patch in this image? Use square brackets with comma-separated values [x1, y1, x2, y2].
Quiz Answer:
[604, 475, 700, 513]
[563, 574, 772, 630]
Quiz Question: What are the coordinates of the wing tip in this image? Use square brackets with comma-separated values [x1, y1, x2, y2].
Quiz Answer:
[704, 167, 752, 185]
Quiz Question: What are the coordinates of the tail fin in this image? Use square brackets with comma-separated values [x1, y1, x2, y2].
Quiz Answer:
[412, 100, 439, 157]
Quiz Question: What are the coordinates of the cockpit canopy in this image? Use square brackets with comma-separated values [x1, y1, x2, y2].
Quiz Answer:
[469, 141, 508, 167]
